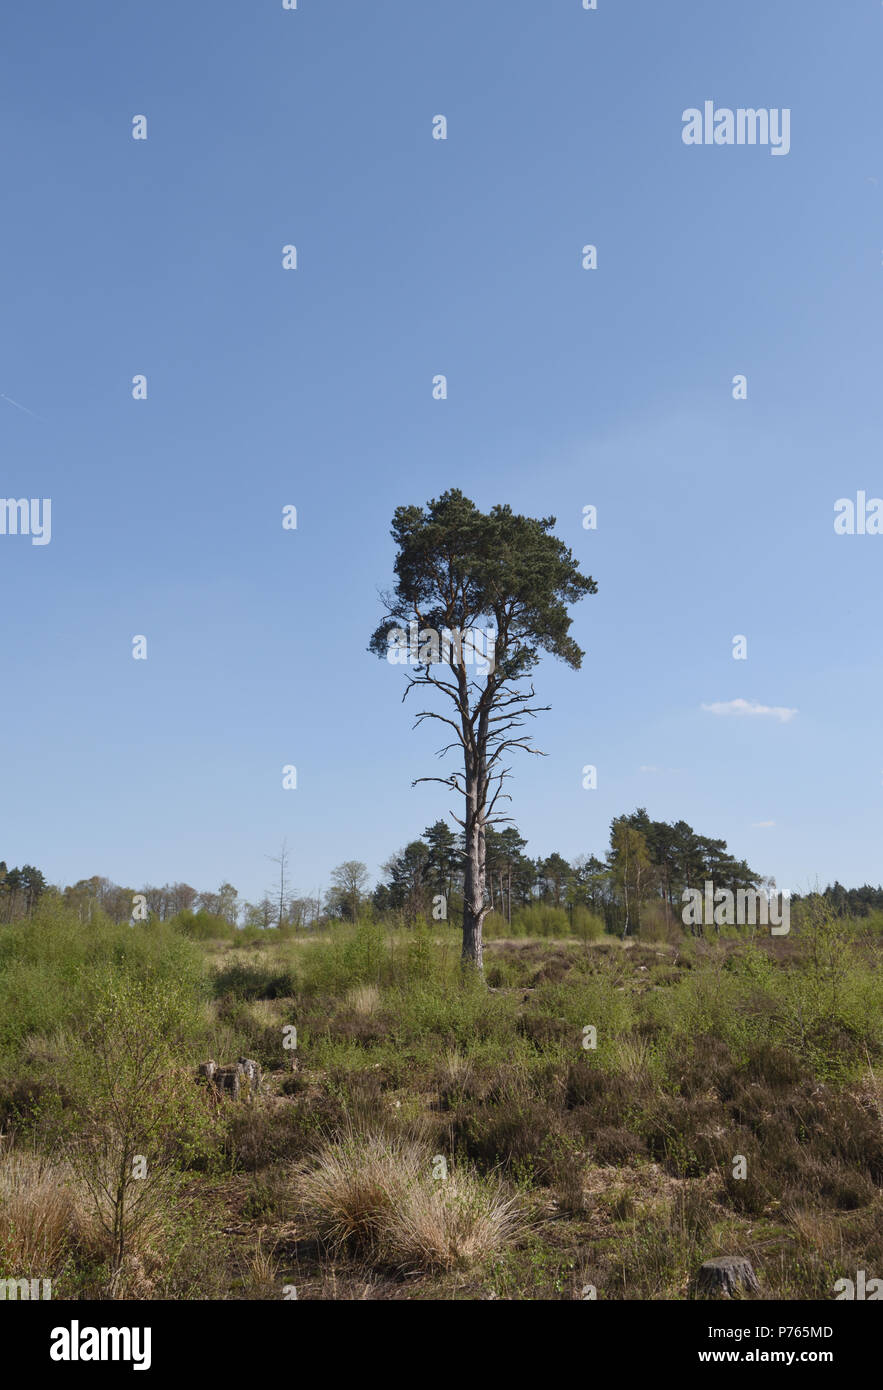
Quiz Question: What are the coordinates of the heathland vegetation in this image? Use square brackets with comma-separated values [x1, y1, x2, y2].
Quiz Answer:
[0, 867, 881, 1299]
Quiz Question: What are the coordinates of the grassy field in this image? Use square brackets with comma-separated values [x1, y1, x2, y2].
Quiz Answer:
[1, 902, 882, 1300]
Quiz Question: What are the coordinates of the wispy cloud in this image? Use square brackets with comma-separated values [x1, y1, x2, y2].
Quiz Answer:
[1, 392, 40, 419]
[701, 698, 798, 724]
[752, 820, 776, 828]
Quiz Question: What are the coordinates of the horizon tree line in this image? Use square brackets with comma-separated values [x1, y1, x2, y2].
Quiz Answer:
[1, 833, 879, 934]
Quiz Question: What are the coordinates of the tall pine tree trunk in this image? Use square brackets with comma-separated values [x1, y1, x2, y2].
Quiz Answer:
[461, 758, 486, 970]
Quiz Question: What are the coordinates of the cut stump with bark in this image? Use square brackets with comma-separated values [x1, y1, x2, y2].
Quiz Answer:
[693, 1256, 760, 1299]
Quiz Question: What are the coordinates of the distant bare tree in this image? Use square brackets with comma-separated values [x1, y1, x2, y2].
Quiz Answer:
[267, 840, 291, 928]
[286, 896, 314, 930]
[169, 883, 197, 916]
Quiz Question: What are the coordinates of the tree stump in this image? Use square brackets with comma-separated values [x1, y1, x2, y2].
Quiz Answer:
[694, 1256, 759, 1299]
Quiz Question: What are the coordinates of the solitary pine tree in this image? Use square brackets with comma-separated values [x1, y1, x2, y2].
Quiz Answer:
[369, 490, 596, 970]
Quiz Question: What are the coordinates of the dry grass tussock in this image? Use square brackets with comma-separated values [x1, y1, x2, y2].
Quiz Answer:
[0, 1148, 86, 1272]
[346, 984, 382, 1016]
[295, 1130, 527, 1274]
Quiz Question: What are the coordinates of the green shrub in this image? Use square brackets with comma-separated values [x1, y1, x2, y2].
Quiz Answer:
[0, 901, 206, 1057]
[168, 910, 235, 941]
[212, 960, 295, 1001]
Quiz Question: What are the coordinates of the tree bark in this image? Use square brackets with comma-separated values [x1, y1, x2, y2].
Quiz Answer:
[461, 759, 486, 970]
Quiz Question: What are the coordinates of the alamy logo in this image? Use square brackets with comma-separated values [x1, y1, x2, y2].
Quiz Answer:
[50, 1321, 152, 1371]
[0, 497, 52, 545]
[682, 102, 790, 156]
[834, 1271, 882, 1300]
[0, 1277, 52, 1300]
[834, 491, 882, 534]
[387, 621, 496, 674]
[681, 881, 790, 934]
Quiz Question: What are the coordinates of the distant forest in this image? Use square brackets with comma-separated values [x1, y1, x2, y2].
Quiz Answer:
[2, 810, 880, 934]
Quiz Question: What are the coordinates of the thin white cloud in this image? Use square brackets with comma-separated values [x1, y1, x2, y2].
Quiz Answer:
[1, 392, 40, 419]
[752, 820, 776, 828]
[701, 698, 798, 724]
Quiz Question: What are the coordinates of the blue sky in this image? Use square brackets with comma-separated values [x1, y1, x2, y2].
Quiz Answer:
[2, 0, 881, 906]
